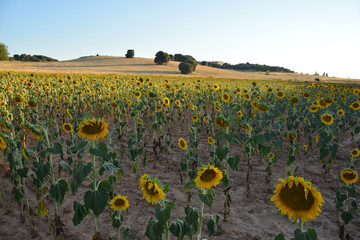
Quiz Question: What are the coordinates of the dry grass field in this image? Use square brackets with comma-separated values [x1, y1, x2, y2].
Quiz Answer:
[0, 56, 358, 83]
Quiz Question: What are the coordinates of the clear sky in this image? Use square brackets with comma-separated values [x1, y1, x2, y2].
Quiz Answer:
[1, 0, 359, 78]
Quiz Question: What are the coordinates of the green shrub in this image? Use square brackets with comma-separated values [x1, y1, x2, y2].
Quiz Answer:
[0, 43, 9, 61]
[125, 49, 134, 58]
[179, 62, 193, 74]
[154, 51, 170, 65]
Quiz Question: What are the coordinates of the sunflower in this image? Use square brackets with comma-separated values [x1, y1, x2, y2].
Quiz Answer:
[72, 80, 78, 86]
[320, 113, 334, 125]
[287, 132, 296, 142]
[276, 91, 285, 99]
[66, 109, 73, 119]
[178, 137, 187, 150]
[110, 195, 130, 211]
[156, 105, 162, 111]
[242, 124, 252, 132]
[207, 137, 214, 145]
[267, 88, 273, 93]
[213, 84, 219, 90]
[309, 105, 318, 113]
[192, 114, 199, 123]
[303, 92, 310, 99]
[175, 100, 181, 107]
[62, 123, 73, 134]
[303, 145, 308, 151]
[0, 122, 11, 132]
[184, 92, 188, 98]
[215, 117, 229, 129]
[14, 94, 23, 104]
[0, 134, 6, 149]
[214, 105, 221, 112]
[111, 103, 118, 109]
[268, 152, 274, 159]
[77, 118, 108, 141]
[163, 97, 170, 106]
[139, 174, 166, 204]
[28, 100, 37, 109]
[290, 97, 299, 105]
[194, 165, 223, 189]
[337, 109, 344, 117]
[221, 93, 230, 103]
[340, 169, 358, 184]
[21, 147, 31, 160]
[134, 91, 141, 98]
[351, 148, 360, 157]
[137, 119, 142, 125]
[271, 176, 324, 222]
[244, 93, 251, 101]
[23, 123, 43, 140]
[350, 101, 360, 110]
[203, 116, 209, 123]
[55, 105, 61, 111]
[0, 101, 5, 107]
[251, 111, 256, 117]
[237, 110, 243, 118]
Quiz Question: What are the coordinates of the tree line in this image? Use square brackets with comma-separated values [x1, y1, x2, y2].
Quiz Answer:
[201, 61, 294, 73]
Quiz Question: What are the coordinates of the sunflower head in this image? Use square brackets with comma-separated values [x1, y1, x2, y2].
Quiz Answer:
[178, 137, 187, 150]
[276, 91, 285, 99]
[203, 116, 209, 123]
[271, 176, 324, 222]
[207, 137, 214, 145]
[23, 123, 43, 140]
[215, 116, 229, 129]
[192, 114, 199, 123]
[242, 123, 252, 132]
[350, 101, 360, 110]
[268, 152, 274, 159]
[320, 113, 334, 125]
[28, 100, 37, 109]
[156, 105, 162, 112]
[110, 195, 130, 211]
[175, 100, 181, 107]
[139, 174, 166, 204]
[62, 123, 73, 134]
[194, 165, 223, 189]
[351, 148, 360, 158]
[134, 91, 141, 98]
[0, 134, 6, 149]
[163, 97, 170, 106]
[237, 110, 243, 118]
[340, 169, 358, 184]
[55, 105, 61, 111]
[0, 121, 11, 132]
[337, 109, 344, 117]
[303, 145, 308, 151]
[221, 93, 230, 103]
[77, 118, 108, 141]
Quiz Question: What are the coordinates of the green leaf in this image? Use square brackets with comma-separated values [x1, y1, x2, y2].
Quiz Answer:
[185, 207, 199, 238]
[216, 145, 229, 161]
[47, 142, 63, 155]
[59, 160, 73, 175]
[184, 181, 196, 190]
[72, 201, 89, 226]
[71, 162, 92, 194]
[199, 189, 215, 209]
[169, 219, 186, 240]
[84, 112, 92, 120]
[14, 186, 24, 202]
[351, 199, 357, 210]
[294, 228, 317, 240]
[155, 200, 175, 225]
[111, 210, 124, 229]
[287, 155, 296, 166]
[341, 211, 353, 225]
[71, 139, 88, 154]
[16, 167, 28, 178]
[99, 162, 120, 176]
[163, 183, 171, 194]
[227, 155, 240, 171]
[145, 217, 164, 240]
[206, 214, 220, 236]
[274, 233, 285, 240]
[84, 189, 109, 217]
[49, 178, 69, 205]
[214, 131, 226, 141]
[98, 180, 113, 193]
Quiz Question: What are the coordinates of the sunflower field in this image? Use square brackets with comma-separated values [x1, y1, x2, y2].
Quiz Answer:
[0, 71, 359, 240]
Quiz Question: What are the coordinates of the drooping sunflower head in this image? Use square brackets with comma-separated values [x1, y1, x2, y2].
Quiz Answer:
[110, 195, 130, 211]
[77, 118, 108, 141]
[215, 116, 229, 129]
[23, 123, 43, 140]
[340, 169, 358, 184]
[139, 174, 166, 204]
[111, 103, 118, 109]
[242, 123, 252, 132]
[62, 123, 73, 134]
[194, 165, 223, 189]
[28, 100, 38, 109]
[163, 97, 170, 106]
[178, 137, 187, 150]
[320, 113, 334, 125]
[207, 137, 214, 145]
[351, 148, 360, 158]
[0, 121, 11, 132]
[137, 118, 142, 125]
[203, 116, 209, 123]
[221, 93, 230, 103]
[156, 105, 162, 112]
[271, 176, 324, 222]
[290, 97, 300, 105]
[287, 132, 296, 142]
[0, 134, 6, 149]
[14, 94, 23, 104]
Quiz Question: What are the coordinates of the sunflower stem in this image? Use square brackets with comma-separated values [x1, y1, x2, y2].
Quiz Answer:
[297, 219, 304, 232]
[197, 189, 205, 240]
[91, 140, 100, 234]
[117, 210, 122, 240]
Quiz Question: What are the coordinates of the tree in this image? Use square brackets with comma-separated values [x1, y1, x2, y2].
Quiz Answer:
[125, 49, 134, 58]
[154, 51, 170, 65]
[179, 62, 193, 74]
[184, 59, 197, 71]
[0, 43, 9, 61]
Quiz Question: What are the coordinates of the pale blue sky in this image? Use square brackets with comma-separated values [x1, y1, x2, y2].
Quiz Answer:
[1, 0, 359, 78]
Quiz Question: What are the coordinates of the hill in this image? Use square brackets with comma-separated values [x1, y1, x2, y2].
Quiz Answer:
[0, 56, 358, 82]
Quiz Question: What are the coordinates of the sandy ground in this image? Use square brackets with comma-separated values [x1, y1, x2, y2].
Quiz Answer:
[0, 56, 358, 83]
[0, 114, 359, 240]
